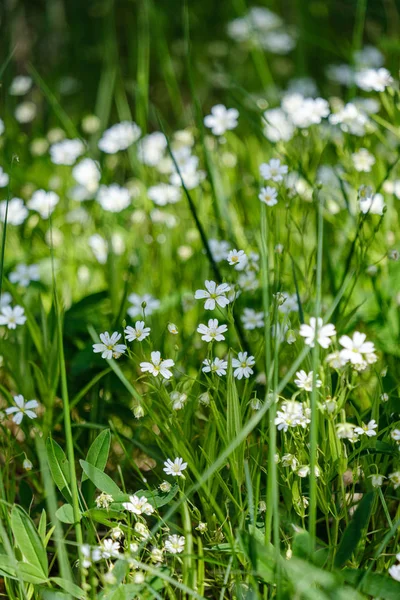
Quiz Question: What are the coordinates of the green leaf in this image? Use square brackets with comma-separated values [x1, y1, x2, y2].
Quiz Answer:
[38, 509, 47, 543]
[17, 561, 48, 584]
[343, 569, 400, 600]
[55, 504, 81, 524]
[46, 437, 72, 503]
[79, 460, 124, 500]
[82, 429, 111, 482]
[335, 491, 374, 568]
[83, 508, 121, 528]
[51, 577, 86, 599]
[132, 483, 179, 509]
[11, 506, 48, 577]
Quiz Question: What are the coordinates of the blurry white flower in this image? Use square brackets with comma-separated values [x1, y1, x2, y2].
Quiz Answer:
[88, 234, 108, 264]
[352, 148, 375, 172]
[263, 108, 294, 142]
[0, 198, 28, 225]
[72, 158, 100, 194]
[232, 352, 255, 379]
[294, 370, 322, 391]
[297, 465, 320, 478]
[140, 351, 174, 379]
[9, 264, 40, 287]
[96, 184, 131, 212]
[339, 332, 376, 365]
[148, 184, 181, 206]
[5, 395, 38, 425]
[204, 104, 239, 135]
[127, 293, 160, 318]
[0, 167, 9, 188]
[194, 280, 230, 310]
[81, 115, 101, 134]
[168, 323, 179, 335]
[355, 68, 393, 92]
[197, 318, 227, 342]
[123, 495, 154, 515]
[100, 539, 120, 559]
[278, 293, 298, 314]
[0, 305, 26, 329]
[299, 317, 336, 348]
[202, 357, 228, 376]
[359, 192, 385, 216]
[369, 474, 385, 488]
[137, 132, 167, 166]
[50, 139, 85, 165]
[163, 457, 187, 478]
[170, 391, 187, 410]
[209, 239, 230, 262]
[259, 186, 278, 206]
[0, 292, 12, 308]
[23, 458, 33, 470]
[28, 190, 59, 218]
[260, 158, 288, 182]
[98, 121, 141, 153]
[227, 249, 247, 270]
[15, 102, 36, 123]
[336, 422, 356, 440]
[329, 103, 368, 136]
[92, 331, 127, 359]
[389, 471, 400, 489]
[389, 564, 400, 582]
[10, 75, 32, 96]
[124, 321, 150, 342]
[241, 308, 264, 330]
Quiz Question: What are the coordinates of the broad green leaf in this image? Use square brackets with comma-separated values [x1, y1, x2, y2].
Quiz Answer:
[51, 577, 86, 599]
[82, 429, 111, 482]
[55, 504, 80, 524]
[79, 460, 124, 500]
[46, 437, 72, 503]
[335, 492, 374, 568]
[38, 509, 46, 543]
[83, 508, 121, 528]
[17, 561, 48, 584]
[343, 569, 400, 600]
[11, 506, 47, 577]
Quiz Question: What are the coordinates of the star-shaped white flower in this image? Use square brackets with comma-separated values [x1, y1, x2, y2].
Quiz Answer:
[194, 280, 231, 310]
[140, 351, 175, 379]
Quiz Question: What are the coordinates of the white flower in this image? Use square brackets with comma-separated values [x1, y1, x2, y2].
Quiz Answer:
[164, 534, 185, 554]
[92, 331, 127, 360]
[0, 293, 12, 309]
[163, 457, 187, 478]
[241, 308, 264, 330]
[329, 103, 368, 136]
[15, 102, 37, 123]
[134, 522, 150, 539]
[88, 234, 108, 264]
[391, 429, 400, 442]
[389, 471, 400, 489]
[0, 198, 28, 225]
[50, 139, 85, 165]
[232, 352, 255, 379]
[170, 391, 187, 410]
[140, 351, 175, 379]
[281, 454, 299, 470]
[336, 422, 356, 440]
[0, 167, 9, 188]
[159, 481, 172, 493]
[389, 564, 400, 582]
[0, 305, 27, 329]
[278, 292, 299, 314]
[359, 192, 385, 215]
[100, 539, 120, 559]
[23, 458, 33, 470]
[294, 370, 322, 391]
[354, 419, 378, 437]
[227, 249, 248, 270]
[28, 190, 59, 218]
[339, 332, 375, 365]
[299, 317, 336, 348]
[127, 293, 160, 317]
[259, 186, 278, 206]
[81, 544, 101, 568]
[137, 132, 167, 166]
[72, 158, 100, 194]
[352, 148, 375, 172]
[209, 239, 231, 262]
[96, 184, 131, 212]
[124, 321, 151, 342]
[10, 75, 32, 96]
[260, 159, 288, 182]
[5, 395, 39, 425]
[297, 465, 320, 478]
[355, 68, 393, 92]
[263, 108, 295, 142]
[204, 104, 239, 136]
[148, 184, 181, 206]
[123, 494, 154, 515]
[202, 357, 228, 376]
[98, 121, 141, 153]
[326, 351, 347, 369]
[194, 280, 230, 310]
[9, 264, 40, 288]
[168, 323, 179, 335]
[197, 318, 228, 342]
[369, 474, 385, 488]
[95, 492, 114, 509]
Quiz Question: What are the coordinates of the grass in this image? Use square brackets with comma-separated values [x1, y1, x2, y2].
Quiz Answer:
[1, 1, 400, 599]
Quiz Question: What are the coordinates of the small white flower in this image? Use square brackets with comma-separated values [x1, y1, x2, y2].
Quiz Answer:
[98, 121, 141, 153]
[10, 75, 32, 96]
[5, 395, 39, 425]
[168, 322, 179, 335]
[72, 158, 100, 194]
[202, 357, 228, 376]
[9, 264, 40, 288]
[92, 331, 127, 360]
[389, 564, 400, 582]
[96, 184, 131, 213]
[389, 471, 400, 489]
[100, 538, 120, 559]
[354, 420, 377, 437]
[259, 186, 278, 206]
[127, 293, 160, 318]
[140, 351, 175, 379]
[124, 321, 151, 342]
[0, 167, 9, 188]
[50, 139, 85, 165]
[241, 308, 264, 330]
[123, 494, 154, 515]
[204, 104, 239, 136]
[164, 534, 185, 554]
[339, 331, 375, 365]
[227, 249, 248, 270]
[194, 280, 230, 310]
[352, 148, 375, 172]
[391, 429, 400, 442]
[359, 192, 386, 216]
[369, 474, 385, 488]
[170, 391, 187, 410]
[197, 318, 228, 342]
[15, 101, 37, 123]
[0, 305, 27, 329]
[259, 159, 288, 182]
[299, 317, 336, 348]
[0, 198, 28, 225]
[95, 492, 114, 509]
[294, 370, 322, 391]
[148, 184, 181, 206]
[336, 422, 356, 440]
[297, 465, 320, 478]
[28, 190, 59, 218]
[159, 481, 172, 493]
[163, 457, 187, 478]
[232, 352, 255, 380]
[355, 68, 393, 92]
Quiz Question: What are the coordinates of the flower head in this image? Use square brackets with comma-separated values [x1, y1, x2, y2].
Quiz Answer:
[124, 321, 151, 342]
[163, 457, 187, 478]
[202, 357, 228, 376]
[197, 319, 228, 342]
[92, 331, 127, 360]
[232, 352, 255, 380]
[299, 317, 336, 348]
[204, 104, 239, 136]
[194, 280, 231, 310]
[123, 494, 154, 515]
[0, 305, 27, 329]
[140, 351, 175, 379]
[164, 534, 185, 554]
[5, 395, 39, 425]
